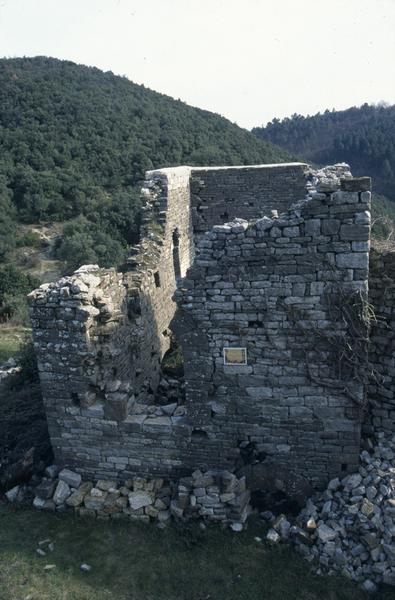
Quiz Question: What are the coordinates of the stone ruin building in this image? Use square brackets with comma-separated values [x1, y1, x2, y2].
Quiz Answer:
[28, 162, 395, 501]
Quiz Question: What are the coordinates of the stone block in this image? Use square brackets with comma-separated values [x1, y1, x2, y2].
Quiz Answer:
[53, 480, 71, 505]
[336, 252, 368, 269]
[304, 219, 321, 236]
[66, 482, 93, 507]
[355, 211, 370, 224]
[35, 479, 56, 500]
[59, 468, 82, 488]
[283, 226, 299, 238]
[142, 416, 172, 433]
[340, 177, 371, 192]
[104, 396, 128, 422]
[128, 491, 154, 510]
[33, 496, 56, 511]
[339, 225, 370, 241]
[289, 406, 313, 418]
[84, 491, 107, 511]
[96, 480, 117, 491]
[321, 219, 340, 235]
[246, 387, 273, 399]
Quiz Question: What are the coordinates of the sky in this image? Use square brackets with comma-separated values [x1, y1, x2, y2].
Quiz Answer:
[0, 0, 394, 129]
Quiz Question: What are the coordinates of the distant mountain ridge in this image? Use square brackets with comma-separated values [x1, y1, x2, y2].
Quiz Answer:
[252, 103, 395, 200]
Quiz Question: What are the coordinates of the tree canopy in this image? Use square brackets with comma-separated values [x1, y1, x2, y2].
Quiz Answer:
[0, 55, 292, 271]
[252, 104, 395, 200]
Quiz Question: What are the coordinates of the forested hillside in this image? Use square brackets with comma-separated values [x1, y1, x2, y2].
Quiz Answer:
[252, 104, 395, 199]
[0, 56, 291, 272]
[1, 58, 394, 333]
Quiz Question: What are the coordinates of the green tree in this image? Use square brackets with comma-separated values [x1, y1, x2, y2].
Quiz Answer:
[0, 55, 291, 272]
[0, 264, 39, 323]
[0, 192, 17, 260]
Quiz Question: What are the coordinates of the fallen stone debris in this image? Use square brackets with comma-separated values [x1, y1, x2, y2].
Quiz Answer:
[4, 160, 395, 595]
[264, 433, 395, 592]
[3, 439, 395, 592]
[5, 467, 250, 530]
[0, 357, 21, 381]
[305, 162, 352, 195]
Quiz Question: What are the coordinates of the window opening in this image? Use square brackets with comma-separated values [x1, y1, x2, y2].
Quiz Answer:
[172, 228, 181, 281]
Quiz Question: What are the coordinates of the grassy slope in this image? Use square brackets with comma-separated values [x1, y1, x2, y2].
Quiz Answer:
[1, 504, 390, 600]
[10, 223, 64, 280]
[0, 325, 27, 363]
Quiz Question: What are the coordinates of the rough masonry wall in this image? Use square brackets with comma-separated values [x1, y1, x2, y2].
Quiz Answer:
[175, 184, 371, 487]
[123, 167, 194, 392]
[368, 248, 395, 434]
[28, 168, 195, 479]
[28, 163, 312, 482]
[29, 163, 373, 487]
[190, 163, 308, 233]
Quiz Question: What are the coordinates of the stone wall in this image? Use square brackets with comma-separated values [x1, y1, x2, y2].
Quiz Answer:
[28, 162, 374, 488]
[29, 467, 251, 529]
[367, 247, 395, 434]
[123, 167, 194, 391]
[174, 181, 371, 487]
[190, 163, 308, 233]
[28, 167, 195, 479]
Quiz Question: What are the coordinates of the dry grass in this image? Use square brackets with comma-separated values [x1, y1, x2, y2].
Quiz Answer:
[371, 237, 395, 253]
[0, 326, 28, 363]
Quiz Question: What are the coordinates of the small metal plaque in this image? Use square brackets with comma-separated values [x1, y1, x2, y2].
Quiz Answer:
[223, 347, 247, 365]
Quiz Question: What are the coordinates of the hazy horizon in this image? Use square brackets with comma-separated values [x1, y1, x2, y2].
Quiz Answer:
[0, 0, 394, 129]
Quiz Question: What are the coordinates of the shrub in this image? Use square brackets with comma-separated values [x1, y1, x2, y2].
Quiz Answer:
[0, 265, 40, 324]
[5, 333, 39, 389]
[16, 230, 42, 248]
[17, 334, 39, 384]
[56, 216, 126, 272]
[0, 265, 39, 304]
[2, 293, 30, 326]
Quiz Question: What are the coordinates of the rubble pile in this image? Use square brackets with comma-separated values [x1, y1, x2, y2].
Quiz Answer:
[5, 467, 250, 529]
[292, 434, 395, 591]
[171, 469, 250, 529]
[306, 162, 352, 194]
[0, 357, 21, 381]
[154, 374, 185, 408]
